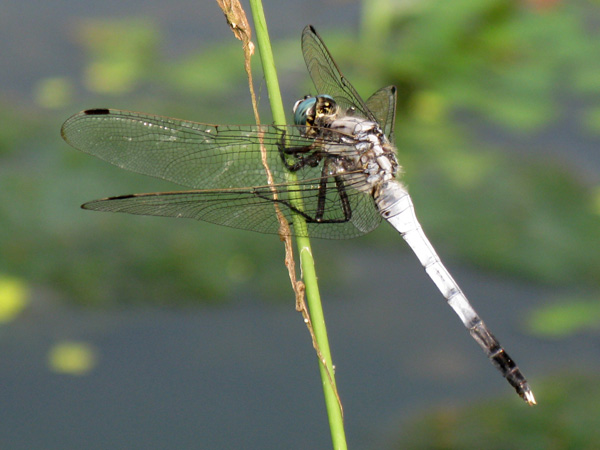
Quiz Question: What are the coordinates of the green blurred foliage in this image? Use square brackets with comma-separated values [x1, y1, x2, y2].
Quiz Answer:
[34, 77, 73, 110]
[1, 0, 600, 307]
[165, 43, 254, 97]
[392, 373, 600, 449]
[351, 0, 600, 287]
[528, 296, 600, 337]
[359, 0, 600, 131]
[76, 18, 160, 94]
[0, 105, 42, 157]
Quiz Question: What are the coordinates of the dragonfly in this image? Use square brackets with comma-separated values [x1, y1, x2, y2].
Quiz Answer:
[61, 25, 535, 405]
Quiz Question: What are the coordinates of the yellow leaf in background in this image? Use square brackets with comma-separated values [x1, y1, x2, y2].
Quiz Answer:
[48, 342, 98, 375]
[0, 275, 29, 323]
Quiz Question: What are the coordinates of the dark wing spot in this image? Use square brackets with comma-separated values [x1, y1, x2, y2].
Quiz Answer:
[83, 108, 111, 115]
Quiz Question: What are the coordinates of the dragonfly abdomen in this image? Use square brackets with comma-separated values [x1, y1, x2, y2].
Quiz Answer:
[375, 180, 535, 404]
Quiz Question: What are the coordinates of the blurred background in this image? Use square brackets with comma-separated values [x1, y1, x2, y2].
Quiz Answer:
[2, 0, 600, 448]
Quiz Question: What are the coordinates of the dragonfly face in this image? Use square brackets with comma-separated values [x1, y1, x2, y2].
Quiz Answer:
[60, 25, 534, 404]
[293, 94, 337, 132]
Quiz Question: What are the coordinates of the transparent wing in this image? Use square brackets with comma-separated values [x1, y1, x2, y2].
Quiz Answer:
[62, 108, 382, 239]
[301, 25, 375, 121]
[83, 177, 381, 239]
[365, 85, 397, 143]
[302, 26, 397, 140]
[61, 108, 345, 190]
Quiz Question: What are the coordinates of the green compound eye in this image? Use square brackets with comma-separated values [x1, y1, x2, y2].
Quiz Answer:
[293, 96, 316, 125]
[293, 95, 334, 125]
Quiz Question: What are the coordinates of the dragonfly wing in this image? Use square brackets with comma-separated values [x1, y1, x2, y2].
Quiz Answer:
[83, 177, 381, 239]
[61, 108, 318, 190]
[365, 85, 397, 143]
[301, 25, 375, 121]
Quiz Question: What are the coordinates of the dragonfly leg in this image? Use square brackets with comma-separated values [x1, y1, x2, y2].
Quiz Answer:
[313, 159, 352, 222]
[334, 175, 352, 221]
[277, 134, 323, 171]
[272, 134, 352, 225]
[251, 159, 352, 225]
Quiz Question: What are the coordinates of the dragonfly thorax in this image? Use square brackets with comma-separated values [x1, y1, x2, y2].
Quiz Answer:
[328, 120, 399, 195]
[294, 95, 399, 195]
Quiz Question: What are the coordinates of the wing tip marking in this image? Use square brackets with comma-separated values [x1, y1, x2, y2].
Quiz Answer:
[84, 108, 111, 115]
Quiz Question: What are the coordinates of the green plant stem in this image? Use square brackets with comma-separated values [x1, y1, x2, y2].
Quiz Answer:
[248, 2, 347, 449]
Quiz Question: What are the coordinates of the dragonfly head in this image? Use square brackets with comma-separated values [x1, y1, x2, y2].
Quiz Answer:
[293, 94, 336, 126]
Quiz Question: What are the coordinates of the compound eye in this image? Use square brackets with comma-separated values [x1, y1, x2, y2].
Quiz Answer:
[292, 98, 304, 114]
[293, 96, 317, 125]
